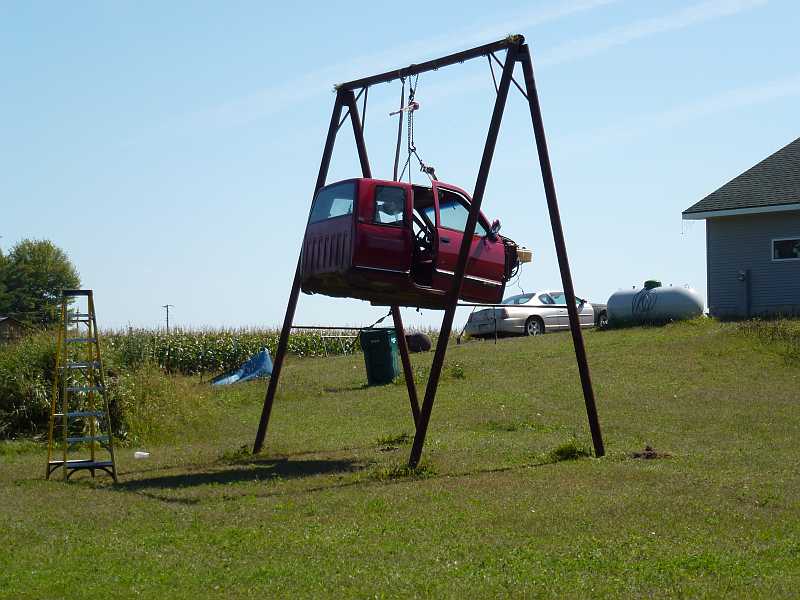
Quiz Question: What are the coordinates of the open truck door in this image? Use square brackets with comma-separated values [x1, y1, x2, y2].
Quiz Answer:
[430, 182, 508, 304]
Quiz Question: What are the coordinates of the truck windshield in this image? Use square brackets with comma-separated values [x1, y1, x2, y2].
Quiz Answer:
[309, 182, 356, 223]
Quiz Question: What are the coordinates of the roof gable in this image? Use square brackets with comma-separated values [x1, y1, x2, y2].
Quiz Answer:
[683, 136, 800, 217]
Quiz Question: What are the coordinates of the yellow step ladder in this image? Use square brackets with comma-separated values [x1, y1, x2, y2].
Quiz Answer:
[46, 289, 118, 482]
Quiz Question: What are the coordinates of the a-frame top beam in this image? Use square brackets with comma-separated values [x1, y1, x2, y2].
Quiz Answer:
[335, 35, 524, 91]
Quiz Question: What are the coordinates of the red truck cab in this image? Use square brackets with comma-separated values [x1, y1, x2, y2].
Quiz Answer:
[300, 178, 520, 309]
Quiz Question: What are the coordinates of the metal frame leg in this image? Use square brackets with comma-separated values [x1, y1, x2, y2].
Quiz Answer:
[253, 93, 345, 454]
[392, 306, 420, 426]
[408, 44, 521, 468]
[519, 44, 604, 457]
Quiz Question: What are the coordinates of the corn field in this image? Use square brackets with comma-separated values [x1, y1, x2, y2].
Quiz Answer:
[105, 328, 360, 376]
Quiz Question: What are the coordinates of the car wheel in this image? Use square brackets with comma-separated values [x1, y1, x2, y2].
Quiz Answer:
[525, 316, 543, 336]
[597, 311, 608, 329]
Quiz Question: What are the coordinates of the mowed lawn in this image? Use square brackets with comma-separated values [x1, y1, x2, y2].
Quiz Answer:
[2, 320, 800, 598]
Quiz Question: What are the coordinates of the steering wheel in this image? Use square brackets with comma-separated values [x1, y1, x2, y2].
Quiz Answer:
[413, 215, 434, 255]
[415, 226, 433, 254]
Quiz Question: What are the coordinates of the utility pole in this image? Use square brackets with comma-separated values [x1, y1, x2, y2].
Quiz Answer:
[162, 304, 174, 334]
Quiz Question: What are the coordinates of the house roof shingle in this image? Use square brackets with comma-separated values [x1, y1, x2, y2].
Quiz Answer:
[683, 136, 800, 216]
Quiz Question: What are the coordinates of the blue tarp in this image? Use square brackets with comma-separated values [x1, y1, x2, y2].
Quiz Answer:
[211, 348, 273, 386]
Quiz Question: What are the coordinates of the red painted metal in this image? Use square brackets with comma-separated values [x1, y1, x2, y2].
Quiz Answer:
[300, 177, 517, 308]
[430, 181, 507, 302]
[352, 180, 414, 273]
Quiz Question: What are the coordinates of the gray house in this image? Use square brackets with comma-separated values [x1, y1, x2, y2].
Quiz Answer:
[683, 137, 800, 318]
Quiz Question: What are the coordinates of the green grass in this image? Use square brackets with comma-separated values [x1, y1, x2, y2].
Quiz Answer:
[2, 319, 800, 598]
[0, 326, 383, 440]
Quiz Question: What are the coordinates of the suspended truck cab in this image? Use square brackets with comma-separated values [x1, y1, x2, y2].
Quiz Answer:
[300, 178, 523, 309]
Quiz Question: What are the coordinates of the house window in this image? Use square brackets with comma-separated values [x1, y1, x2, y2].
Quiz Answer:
[772, 238, 800, 261]
[374, 186, 405, 225]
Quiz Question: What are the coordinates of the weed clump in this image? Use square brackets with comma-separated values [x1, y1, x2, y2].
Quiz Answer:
[221, 444, 252, 462]
[376, 432, 411, 451]
[447, 361, 465, 379]
[371, 463, 436, 481]
[540, 438, 591, 464]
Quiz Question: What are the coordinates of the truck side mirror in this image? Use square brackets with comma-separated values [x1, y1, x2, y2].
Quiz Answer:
[489, 219, 501, 239]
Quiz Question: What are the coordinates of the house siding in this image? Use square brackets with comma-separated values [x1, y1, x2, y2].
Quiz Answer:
[707, 211, 800, 318]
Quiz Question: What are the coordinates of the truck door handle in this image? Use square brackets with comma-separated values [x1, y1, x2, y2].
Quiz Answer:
[440, 237, 451, 243]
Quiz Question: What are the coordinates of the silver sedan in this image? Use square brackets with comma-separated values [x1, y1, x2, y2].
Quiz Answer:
[463, 291, 599, 337]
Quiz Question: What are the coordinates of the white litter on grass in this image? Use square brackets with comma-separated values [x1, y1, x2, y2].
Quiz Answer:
[133, 451, 150, 459]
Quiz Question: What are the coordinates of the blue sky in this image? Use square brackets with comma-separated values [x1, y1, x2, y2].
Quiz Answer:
[2, 0, 798, 330]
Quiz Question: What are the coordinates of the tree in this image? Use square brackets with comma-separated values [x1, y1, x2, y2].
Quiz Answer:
[3, 239, 80, 324]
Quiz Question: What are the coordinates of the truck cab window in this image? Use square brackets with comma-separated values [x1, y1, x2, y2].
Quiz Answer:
[374, 186, 405, 225]
[309, 182, 355, 223]
[438, 190, 488, 236]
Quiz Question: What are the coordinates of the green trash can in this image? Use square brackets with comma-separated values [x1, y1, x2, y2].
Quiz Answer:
[359, 328, 401, 386]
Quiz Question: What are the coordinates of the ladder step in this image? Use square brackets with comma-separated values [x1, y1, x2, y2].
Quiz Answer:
[66, 386, 104, 393]
[48, 459, 113, 468]
[66, 435, 110, 444]
[62, 289, 91, 297]
[63, 361, 101, 370]
[66, 337, 97, 344]
[70, 313, 91, 319]
[54, 411, 105, 419]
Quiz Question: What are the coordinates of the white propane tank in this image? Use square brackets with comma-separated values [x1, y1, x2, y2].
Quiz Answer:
[607, 281, 704, 325]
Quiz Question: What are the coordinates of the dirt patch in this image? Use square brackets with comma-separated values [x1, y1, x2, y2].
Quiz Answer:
[632, 445, 671, 459]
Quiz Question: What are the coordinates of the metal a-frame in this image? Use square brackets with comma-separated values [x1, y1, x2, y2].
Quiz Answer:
[254, 35, 605, 467]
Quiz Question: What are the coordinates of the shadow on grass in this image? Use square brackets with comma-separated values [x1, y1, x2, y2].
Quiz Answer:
[111, 436, 604, 505]
[322, 383, 369, 393]
[117, 458, 365, 494]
